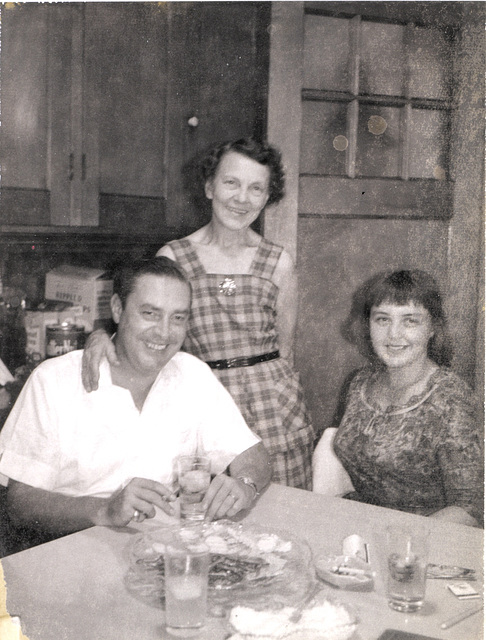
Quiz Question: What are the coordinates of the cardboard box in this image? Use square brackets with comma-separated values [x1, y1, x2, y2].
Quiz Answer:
[45, 265, 113, 332]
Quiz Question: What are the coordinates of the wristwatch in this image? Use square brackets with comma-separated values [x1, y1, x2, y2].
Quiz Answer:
[237, 476, 259, 501]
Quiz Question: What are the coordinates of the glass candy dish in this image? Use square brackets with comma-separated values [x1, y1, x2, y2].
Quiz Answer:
[125, 521, 315, 610]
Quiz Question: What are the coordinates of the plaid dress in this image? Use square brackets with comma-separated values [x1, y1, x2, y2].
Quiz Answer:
[168, 237, 314, 489]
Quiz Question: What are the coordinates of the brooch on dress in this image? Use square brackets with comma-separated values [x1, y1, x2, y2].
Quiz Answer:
[219, 277, 237, 296]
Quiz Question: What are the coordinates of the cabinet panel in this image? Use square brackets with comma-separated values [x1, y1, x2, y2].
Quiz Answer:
[359, 21, 405, 96]
[85, 3, 168, 198]
[303, 14, 350, 91]
[300, 102, 348, 175]
[1, 4, 50, 190]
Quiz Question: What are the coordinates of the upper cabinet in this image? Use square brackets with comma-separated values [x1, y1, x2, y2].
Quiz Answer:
[1, 2, 269, 236]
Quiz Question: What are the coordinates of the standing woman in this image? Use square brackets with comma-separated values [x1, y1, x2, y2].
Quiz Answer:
[83, 138, 314, 489]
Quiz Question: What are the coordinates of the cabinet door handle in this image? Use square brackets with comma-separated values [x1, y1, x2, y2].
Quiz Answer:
[81, 154, 86, 181]
[69, 153, 74, 181]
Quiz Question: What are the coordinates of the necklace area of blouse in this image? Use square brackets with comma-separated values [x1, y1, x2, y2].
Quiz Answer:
[364, 366, 439, 410]
[360, 376, 439, 436]
[362, 368, 440, 415]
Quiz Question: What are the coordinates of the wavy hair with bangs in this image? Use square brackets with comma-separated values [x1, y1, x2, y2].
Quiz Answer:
[342, 269, 453, 367]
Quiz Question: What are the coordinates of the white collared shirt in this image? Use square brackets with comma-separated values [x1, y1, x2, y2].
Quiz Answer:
[0, 350, 259, 497]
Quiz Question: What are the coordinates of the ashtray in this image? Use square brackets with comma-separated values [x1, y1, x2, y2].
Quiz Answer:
[315, 553, 375, 591]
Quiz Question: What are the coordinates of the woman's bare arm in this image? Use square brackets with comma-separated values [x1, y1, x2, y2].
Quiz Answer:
[273, 249, 298, 362]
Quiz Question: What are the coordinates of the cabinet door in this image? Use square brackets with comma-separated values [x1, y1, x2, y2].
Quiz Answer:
[2, 3, 169, 231]
[1, 3, 52, 224]
[83, 3, 168, 233]
[1, 4, 90, 227]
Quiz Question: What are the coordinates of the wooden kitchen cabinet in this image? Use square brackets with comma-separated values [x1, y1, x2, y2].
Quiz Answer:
[1, 2, 168, 230]
[1, 2, 269, 235]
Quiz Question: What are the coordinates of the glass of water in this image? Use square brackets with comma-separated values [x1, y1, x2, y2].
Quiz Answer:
[165, 538, 210, 637]
[177, 455, 211, 523]
[386, 525, 430, 612]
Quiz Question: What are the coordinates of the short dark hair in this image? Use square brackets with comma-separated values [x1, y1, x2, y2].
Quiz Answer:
[342, 269, 453, 366]
[200, 137, 285, 206]
[113, 256, 190, 308]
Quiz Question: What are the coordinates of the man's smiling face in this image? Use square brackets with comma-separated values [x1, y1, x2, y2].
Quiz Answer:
[111, 274, 191, 378]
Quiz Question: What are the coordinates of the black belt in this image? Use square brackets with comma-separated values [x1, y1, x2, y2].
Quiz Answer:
[206, 350, 280, 370]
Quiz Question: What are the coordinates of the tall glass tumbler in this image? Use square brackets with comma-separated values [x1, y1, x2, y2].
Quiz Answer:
[386, 525, 430, 612]
[164, 540, 210, 637]
[177, 455, 211, 523]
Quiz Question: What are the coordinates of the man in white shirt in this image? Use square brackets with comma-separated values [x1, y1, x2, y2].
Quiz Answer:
[0, 256, 271, 540]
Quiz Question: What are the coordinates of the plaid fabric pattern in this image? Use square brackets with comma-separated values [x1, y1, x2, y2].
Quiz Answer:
[168, 238, 314, 489]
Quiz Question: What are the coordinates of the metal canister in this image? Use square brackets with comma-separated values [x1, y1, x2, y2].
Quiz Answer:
[45, 323, 85, 358]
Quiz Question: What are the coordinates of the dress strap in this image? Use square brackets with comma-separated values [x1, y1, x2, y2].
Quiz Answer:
[166, 238, 206, 279]
[250, 238, 284, 280]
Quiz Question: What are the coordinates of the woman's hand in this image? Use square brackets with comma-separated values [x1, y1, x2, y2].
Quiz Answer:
[203, 475, 255, 521]
[95, 478, 177, 527]
[81, 329, 119, 392]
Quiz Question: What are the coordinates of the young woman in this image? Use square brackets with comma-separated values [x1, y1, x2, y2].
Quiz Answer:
[322, 270, 483, 526]
[82, 138, 314, 489]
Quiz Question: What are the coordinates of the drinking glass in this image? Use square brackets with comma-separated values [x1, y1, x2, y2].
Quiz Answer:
[177, 455, 211, 523]
[164, 539, 210, 637]
[386, 525, 430, 612]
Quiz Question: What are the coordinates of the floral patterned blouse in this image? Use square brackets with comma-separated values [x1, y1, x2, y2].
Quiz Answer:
[333, 367, 484, 523]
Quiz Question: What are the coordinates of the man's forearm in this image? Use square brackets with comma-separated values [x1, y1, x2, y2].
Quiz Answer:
[229, 443, 273, 494]
[7, 480, 106, 535]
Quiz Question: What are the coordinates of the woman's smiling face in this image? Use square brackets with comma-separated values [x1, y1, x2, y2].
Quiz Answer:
[369, 302, 434, 370]
[204, 151, 270, 231]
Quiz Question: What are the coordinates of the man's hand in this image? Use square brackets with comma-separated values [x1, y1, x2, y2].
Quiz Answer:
[203, 475, 255, 521]
[81, 329, 119, 392]
[96, 478, 177, 527]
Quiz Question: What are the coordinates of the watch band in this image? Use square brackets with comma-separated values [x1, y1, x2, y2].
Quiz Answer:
[237, 476, 259, 501]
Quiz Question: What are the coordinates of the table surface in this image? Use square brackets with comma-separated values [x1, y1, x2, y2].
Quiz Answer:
[1, 484, 483, 640]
